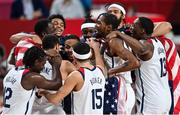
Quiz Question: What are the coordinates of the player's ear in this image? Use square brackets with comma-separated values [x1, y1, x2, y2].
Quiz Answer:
[107, 25, 113, 32]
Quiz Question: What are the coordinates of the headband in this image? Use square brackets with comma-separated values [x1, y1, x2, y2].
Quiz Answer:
[72, 49, 92, 60]
[108, 4, 126, 15]
[81, 23, 96, 30]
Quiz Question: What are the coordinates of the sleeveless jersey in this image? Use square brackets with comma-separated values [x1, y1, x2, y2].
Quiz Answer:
[135, 39, 171, 114]
[72, 66, 105, 114]
[32, 61, 65, 114]
[2, 68, 35, 114]
[103, 51, 132, 84]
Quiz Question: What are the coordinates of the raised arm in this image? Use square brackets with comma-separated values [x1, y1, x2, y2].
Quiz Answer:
[152, 22, 172, 37]
[10, 32, 42, 44]
[107, 31, 153, 61]
[87, 38, 107, 75]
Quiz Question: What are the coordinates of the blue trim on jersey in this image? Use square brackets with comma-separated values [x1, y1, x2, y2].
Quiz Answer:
[25, 87, 35, 115]
[138, 69, 145, 113]
[82, 66, 96, 71]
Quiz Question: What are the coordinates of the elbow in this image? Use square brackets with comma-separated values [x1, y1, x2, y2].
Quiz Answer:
[166, 22, 173, 31]
[9, 36, 16, 44]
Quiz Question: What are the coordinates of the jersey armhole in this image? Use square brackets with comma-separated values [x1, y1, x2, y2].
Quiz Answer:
[78, 67, 85, 80]
[96, 65, 104, 74]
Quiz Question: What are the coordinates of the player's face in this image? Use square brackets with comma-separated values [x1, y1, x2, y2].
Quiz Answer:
[82, 27, 97, 38]
[96, 15, 108, 37]
[132, 18, 143, 40]
[47, 23, 56, 35]
[34, 57, 47, 73]
[51, 18, 65, 37]
[64, 39, 79, 61]
[107, 7, 123, 20]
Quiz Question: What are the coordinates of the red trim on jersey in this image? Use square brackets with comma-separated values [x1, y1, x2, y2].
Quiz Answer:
[79, 67, 85, 75]
[146, 39, 152, 43]
[16, 59, 23, 67]
[22, 69, 30, 76]
[78, 67, 85, 80]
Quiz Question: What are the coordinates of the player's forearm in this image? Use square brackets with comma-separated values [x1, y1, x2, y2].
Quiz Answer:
[108, 60, 139, 75]
[44, 91, 62, 105]
[52, 64, 62, 87]
[118, 33, 147, 55]
[152, 22, 172, 37]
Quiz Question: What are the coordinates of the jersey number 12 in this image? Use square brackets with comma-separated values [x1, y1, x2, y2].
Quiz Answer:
[3, 87, 13, 108]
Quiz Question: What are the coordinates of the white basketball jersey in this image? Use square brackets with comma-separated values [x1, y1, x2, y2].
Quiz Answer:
[32, 61, 64, 114]
[72, 67, 105, 114]
[2, 68, 35, 114]
[103, 51, 132, 84]
[135, 39, 171, 114]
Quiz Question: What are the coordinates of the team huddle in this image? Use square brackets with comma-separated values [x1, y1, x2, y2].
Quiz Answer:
[2, 3, 180, 115]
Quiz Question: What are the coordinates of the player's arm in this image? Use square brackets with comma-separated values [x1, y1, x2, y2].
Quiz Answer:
[22, 62, 62, 90]
[108, 38, 140, 75]
[87, 38, 107, 75]
[152, 22, 172, 37]
[107, 31, 153, 61]
[9, 32, 42, 44]
[22, 55, 63, 90]
[39, 71, 82, 105]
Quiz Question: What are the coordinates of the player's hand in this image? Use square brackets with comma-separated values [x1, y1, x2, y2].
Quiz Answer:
[86, 38, 100, 50]
[106, 31, 121, 40]
[38, 89, 48, 97]
[45, 49, 62, 65]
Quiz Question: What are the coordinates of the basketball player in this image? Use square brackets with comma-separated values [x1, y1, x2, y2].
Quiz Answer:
[106, 17, 172, 114]
[96, 13, 140, 114]
[80, 14, 96, 42]
[106, 3, 173, 113]
[32, 35, 76, 114]
[2, 46, 62, 114]
[39, 42, 106, 114]
[106, 3, 172, 36]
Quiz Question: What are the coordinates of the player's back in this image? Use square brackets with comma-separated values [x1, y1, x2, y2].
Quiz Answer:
[135, 39, 171, 114]
[72, 66, 105, 114]
[2, 68, 35, 114]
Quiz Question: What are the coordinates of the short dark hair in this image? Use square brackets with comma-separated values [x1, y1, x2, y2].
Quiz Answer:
[34, 19, 51, 38]
[73, 42, 90, 61]
[23, 46, 46, 68]
[42, 35, 59, 50]
[139, 17, 154, 36]
[48, 14, 66, 28]
[64, 34, 80, 42]
[97, 13, 119, 30]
